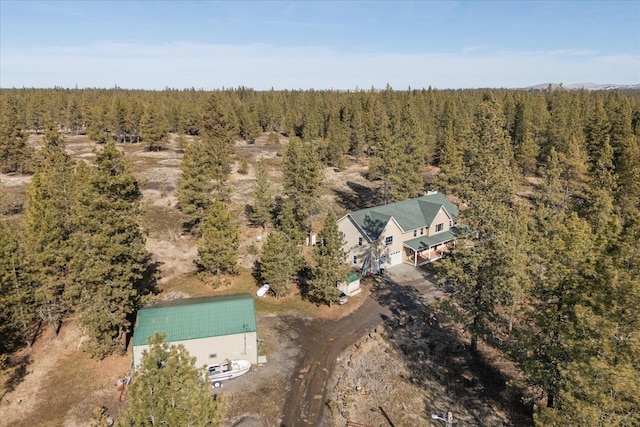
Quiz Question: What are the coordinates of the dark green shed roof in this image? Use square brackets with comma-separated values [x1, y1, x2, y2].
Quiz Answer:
[132, 293, 257, 347]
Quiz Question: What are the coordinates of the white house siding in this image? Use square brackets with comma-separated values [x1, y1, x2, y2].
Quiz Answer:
[428, 207, 453, 236]
[338, 216, 370, 265]
[380, 220, 404, 266]
[133, 332, 258, 370]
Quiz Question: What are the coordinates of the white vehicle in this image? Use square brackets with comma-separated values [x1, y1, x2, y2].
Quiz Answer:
[208, 359, 252, 387]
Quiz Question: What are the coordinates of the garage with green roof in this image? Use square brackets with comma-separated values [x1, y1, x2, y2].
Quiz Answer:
[132, 293, 258, 370]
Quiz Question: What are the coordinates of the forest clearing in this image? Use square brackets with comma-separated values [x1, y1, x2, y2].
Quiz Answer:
[0, 132, 528, 427]
[1, 87, 638, 426]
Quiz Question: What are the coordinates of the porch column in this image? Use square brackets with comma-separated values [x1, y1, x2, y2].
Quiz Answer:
[414, 250, 417, 266]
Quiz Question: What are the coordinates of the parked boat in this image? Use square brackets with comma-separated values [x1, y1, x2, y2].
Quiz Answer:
[208, 359, 251, 387]
[256, 283, 270, 297]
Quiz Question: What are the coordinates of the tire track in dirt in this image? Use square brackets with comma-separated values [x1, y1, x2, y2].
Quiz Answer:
[281, 295, 391, 427]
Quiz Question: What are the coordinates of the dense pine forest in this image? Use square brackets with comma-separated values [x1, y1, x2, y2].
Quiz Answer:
[1, 86, 639, 425]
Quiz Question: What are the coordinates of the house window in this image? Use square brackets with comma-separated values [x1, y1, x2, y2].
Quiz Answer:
[435, 223, 444, 232]
[358, 237, 362, 246]
[385, 236, 393, 246]
[413, 230, 417, 237]
[353, 255, 357, 264]
[420, 228, 424, 235]
[449, 220, 454, 228]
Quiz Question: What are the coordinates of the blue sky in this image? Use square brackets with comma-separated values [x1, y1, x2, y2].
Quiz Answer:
[1, 1, 638, 90]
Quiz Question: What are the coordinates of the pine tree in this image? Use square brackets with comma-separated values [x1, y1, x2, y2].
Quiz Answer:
[433, 99, 466, 194]
[236, 101, 261, 144]
[118, 333, 225, 426]
[275, 197, 307, 245]
[435, 93, 521, 351]
[249, 158, 273, 229]
[540, 210, 640, 425]
[347, 99, 367, 160]
[0, 94, 32, 173]
[0, 220, 34, 350]
[177, 96, 235, 235]
[86, 96, 111, 144]
[607, 94, 640, 217]
[67, 142, 148, 358]
[139, 103, 168, 151]
[282, 137, 325, 226]
[370, 96, 427, 202]
[22, 126, 75, 337]
[322, 105, 350, 168]
[511, 96, 539, 176]
[520, 211, 595, 410]
[200, 94, 234, 200]
[176, 138, 215, 235]
[308, 211, 347, 305]
[196, 200, 240, 276]
[259, 230, 303, 298]
[583, 100, 617, 231]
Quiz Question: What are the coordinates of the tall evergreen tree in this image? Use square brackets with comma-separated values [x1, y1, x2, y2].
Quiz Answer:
[259, 230, 303, 298]
[511, 96, 539, 176]
[0, 94, 31, 173]
[249, 158, 273, 229]
[0, 220, 34, 350]
[139, 103, 168, 151]
[176, 138, 215, 235]
[282, 137, 324, 227]
[538, 213, 640, 426]
[583, 100, 617, 231]
[373, 98, 428, 202]
[177, 96, 235, 235]
[118, 333, 225, 426]
[436, 94, 520, 351]
[196, 200, 240, 276]
[22, 127, 75, 337]
[519, 211, 595, 410]
[433, 99, 466, 194]
[67, 142, 148, 358]
[275, 197, 307, 245]
[308, 210, 347, 305]
[200, 94, 235, 200]
[607, 94, 640, 217]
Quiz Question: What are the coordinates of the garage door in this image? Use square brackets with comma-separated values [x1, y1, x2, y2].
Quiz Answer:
[389, 251, 403, 266]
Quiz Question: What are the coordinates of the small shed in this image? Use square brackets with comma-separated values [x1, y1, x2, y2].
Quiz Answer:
[338, 272, 361, 296]
[132, 293, 258, 370]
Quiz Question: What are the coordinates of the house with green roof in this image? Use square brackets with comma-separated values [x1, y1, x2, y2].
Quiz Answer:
[132, 293, 258, 370]
[337, 191, 459, 271]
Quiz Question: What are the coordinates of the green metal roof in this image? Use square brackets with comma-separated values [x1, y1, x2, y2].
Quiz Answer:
[346, 272, 360, 283]
[132, 293, 257, 347]
[348, 192, 459, 241]
[403, 230, 457, 251]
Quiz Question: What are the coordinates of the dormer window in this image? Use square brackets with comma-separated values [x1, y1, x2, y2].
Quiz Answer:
[435, 223, 444, 233]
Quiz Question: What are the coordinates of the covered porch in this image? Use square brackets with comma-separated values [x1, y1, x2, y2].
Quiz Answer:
[403, 230, 457, 267]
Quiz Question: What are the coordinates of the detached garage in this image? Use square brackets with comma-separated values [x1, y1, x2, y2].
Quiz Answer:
[132, 293, 258, 370]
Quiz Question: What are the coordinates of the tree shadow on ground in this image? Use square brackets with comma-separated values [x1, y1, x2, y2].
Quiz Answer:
[370, 274, 533, 426]
[333, 181, 380, 212]
[1, 354, 31, 401]
[139, 259, 161, 296]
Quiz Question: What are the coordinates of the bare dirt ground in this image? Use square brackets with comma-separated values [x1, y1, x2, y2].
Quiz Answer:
[0, 133, 531, 427]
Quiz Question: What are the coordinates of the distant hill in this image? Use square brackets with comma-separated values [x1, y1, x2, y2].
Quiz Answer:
[525, 82, 640, 91]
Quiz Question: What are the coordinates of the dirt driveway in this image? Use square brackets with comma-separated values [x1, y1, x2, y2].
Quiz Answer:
[281, 295, 392, 427]
[278, 264, 442, 427]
